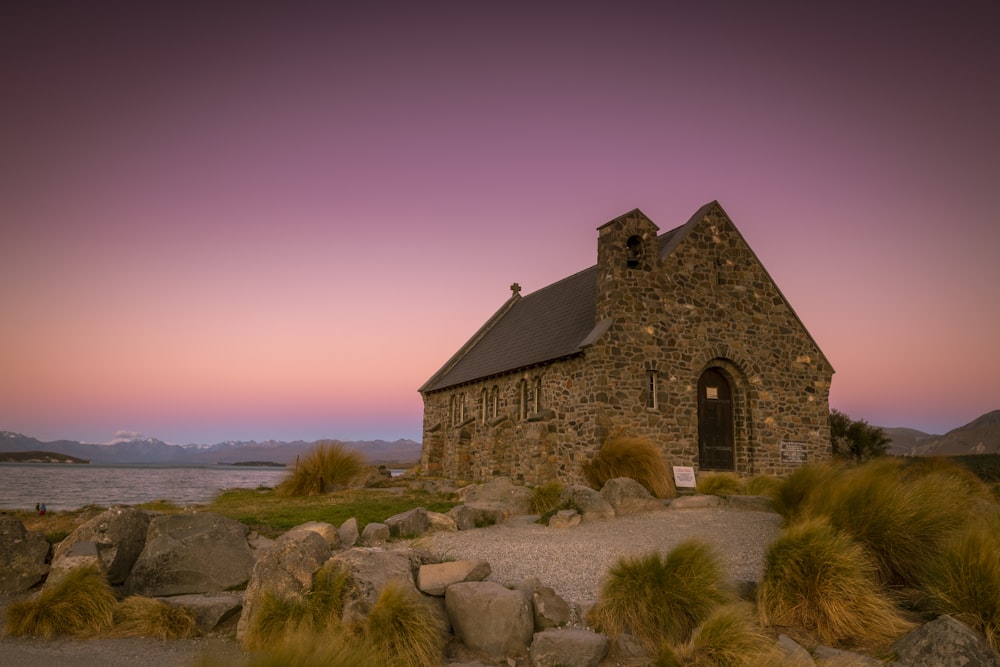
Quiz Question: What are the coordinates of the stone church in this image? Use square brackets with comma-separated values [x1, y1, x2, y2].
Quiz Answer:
[419, 201, 833, 485]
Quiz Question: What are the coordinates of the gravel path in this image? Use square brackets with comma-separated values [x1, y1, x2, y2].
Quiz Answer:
[411, 505, 783, 606]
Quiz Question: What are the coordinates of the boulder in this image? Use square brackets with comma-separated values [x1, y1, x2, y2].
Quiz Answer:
[236, 527, 331, 642]
[812, 646, 880, 665]
[890, 615, 1000, 667]
[162, 592, 244, 633]
[46, 540, 103, 587]
[446, 581, 534, 660]
[417, 559, 491, 596]
[458, 477, 532, 515]
[427, 511, 458, 532]
[466, 504, 509, 527]
[559, 485, 615, 521]
[668, 494, 721, 509]
[0, 515, 50, 593]
[283, 521, 341, 550]
[548, 509, 581, 529]
[329, 547, 421, 625]
[360, 522, 389, 546]
[531, 585, 571, 630]
[338, 517, 359, 547]
[599, 477, 664, 515]
[125, 512, 254, 597]
[775, 634, 814, 666]
[448, 505, 477, 530]
[50, 506, 151, 585]
[530, 628, 609, 667]
[385, 507, 430, 538]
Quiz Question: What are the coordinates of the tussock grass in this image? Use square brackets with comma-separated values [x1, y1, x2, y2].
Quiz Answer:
[771, 462, 839, 522]
[696, 472, 744, 497]
[657, 603, 774, 667]
[243, 627, 380, 667]
[365, 580, 447, 667]
[582, 435, 676, 499]
[111, 596, 199, 639]
[921, 516, 1000, 651]
[276, 440, 365, 497]
[758, 517, 912, 646]
[5, 566, 116, 638]
[529, 480, 565, 514]
[589, 540, 730, 650]
[743, 474, 782, 498]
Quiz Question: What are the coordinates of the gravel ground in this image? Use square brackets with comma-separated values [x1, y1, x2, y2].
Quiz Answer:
[411, 504, 783, 606]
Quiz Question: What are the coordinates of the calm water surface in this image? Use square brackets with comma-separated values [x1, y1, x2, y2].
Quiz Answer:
[0, 463, 288, 511]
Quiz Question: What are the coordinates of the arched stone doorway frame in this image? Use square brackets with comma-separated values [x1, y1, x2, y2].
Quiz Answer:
[695, 347, 757, 475]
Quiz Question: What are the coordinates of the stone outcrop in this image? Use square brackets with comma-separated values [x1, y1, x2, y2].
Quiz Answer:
[458, 477, 532, 515]
[284, 521, 341, 549]
[427, 510, 458, 532]
[338, 517, 359, 547]
[162, 592, 244, 634]
[360, 522, 389, 546]
[447, 505, 477, 530]
[529, 628, 609, 667]
[417, 559, 491, 596]
[560, 485, 615, 521]
[890, 614, 1000, 667]
[385, 507, 430, 537]
[0, 515, 50, 593]
[329, 547, 421, 625]
[599, 477, 664, 515]
[50, 506, 151, 586]
[125, 512, 254, 596]
[236, 526, 331, 641]
[446, 581, 534, 660]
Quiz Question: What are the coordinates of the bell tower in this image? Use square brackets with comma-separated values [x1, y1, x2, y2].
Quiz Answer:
[595, 208, 660, 321]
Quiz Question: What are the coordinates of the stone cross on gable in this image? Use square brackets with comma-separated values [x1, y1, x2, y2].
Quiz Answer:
[510, 282, 521, 295]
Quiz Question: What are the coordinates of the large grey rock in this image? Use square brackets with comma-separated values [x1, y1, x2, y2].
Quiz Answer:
[530, 628, 609, 667]
[458, 477, 532, 515]
[329, 547, 420, 625]
[0, 516, 50, 593]
[548, 509, 581, 529]
[448, 505, 477, 530]
[427, 510, 458, 532]
[599, 477, 664, 515]
[559, 485, 615, 521]
[125, 512, 254, 597]
[385, 507, 430, 538]
[338, 517, 359, 547]
[418, 559, 491, 596]
[813, 645, 880, 665]
[532, 585, 571, 630]
[236, 527, 331, 641]
[285, 521, 341, 550]
[668, 494, 721, 509]
[51, 506, 151, 585]
[890, 615, 1000, 667]
[162, 592, 244, 633]
[446, 581, 534, 660]
[46, 540, 103, 587]
[776, 634, 814, 666]
[360, 522, 389, 546]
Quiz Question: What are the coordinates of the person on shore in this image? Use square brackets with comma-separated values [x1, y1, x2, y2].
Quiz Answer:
[39, 503, 46, 516]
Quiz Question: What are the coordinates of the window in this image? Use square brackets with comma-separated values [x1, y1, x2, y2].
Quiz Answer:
[532, 377, 542, 413]
[490, 386, 499, 419]
[481, 388, 488, 423]
[517, 379, 528, 420]
[646, 370, 658, 409]
[626, 235, 643, 269]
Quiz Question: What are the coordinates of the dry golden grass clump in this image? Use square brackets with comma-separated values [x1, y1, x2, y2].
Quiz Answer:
[758, 517, 912, 646]
[695, 472, 744, 497]
[111, 595, 199, 639]
[743, 474, 782, 499]
[589, 540, 730, 651]
[582, 435, 676, 498]
[5, 566, 117, 638]
[365, 580, 448, 667]
[656, 603, 775, 667]
[276, 440, 365, 497]
[529, 480, 565, 514]
[242, 628, 380, 667]
[771, 462, 839, 522]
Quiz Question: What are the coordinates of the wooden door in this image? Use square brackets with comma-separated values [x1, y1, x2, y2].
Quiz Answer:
[698, 368, 734, 470]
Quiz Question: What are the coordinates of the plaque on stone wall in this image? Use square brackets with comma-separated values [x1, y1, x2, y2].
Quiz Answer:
[673, 466, 697, 488]
[781, 441, 808, 464]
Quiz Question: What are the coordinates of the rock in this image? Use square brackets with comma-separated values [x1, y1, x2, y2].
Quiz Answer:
[338, 517, 359, 547]
[125, 512, 254, 597]
[0, 515, 50, 593]
[559, 485, 615, 521]
[162, 592, 244, 634]
[458, 477, 532, 515]
[446, 581, 534, 660]
[448, 505, 477, 530]
[532, 585, 571, 630]
[614, 633, 648, 660]
[284, 521, 341, 549]
[329, 547, 421, 625]
[599, 477, 664, 515]
[725, 495, 776, 513]
[812, 645, 882, 665]
[418, 559, 492, 596]
[547, 509, 581, 529]
[776, 635, 814, 666]
[466, 504, 509, 527]
[530, 627, 609, 667]
[668, 494, 721, 509]
[385, 507, 431, 538]
[890, 614, 1000, 667]
[427, 511, 458, 532]
[236, 527, 331, 642]
[50, 506, 151, 585]
[360, 522, 389, 546]
[47, 540, 103, 587]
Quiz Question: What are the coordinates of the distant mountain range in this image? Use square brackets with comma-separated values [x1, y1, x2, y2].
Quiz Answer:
[884, 410, 1000, 456]
[0, 432, 422, 466]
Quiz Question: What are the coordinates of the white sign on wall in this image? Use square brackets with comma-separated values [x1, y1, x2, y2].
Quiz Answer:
[673, 466, 697, 488]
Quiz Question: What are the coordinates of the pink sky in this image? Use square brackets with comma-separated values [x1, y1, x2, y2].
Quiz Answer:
[2, 3, 998, 444]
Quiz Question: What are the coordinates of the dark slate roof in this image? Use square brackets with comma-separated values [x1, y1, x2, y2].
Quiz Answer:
[420, 205, 713, 394]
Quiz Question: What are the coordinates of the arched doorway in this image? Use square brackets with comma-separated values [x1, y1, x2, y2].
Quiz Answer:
[698, 368, 734, 470]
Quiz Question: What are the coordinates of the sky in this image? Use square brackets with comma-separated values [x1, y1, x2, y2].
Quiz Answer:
[2, 2, 998, 445]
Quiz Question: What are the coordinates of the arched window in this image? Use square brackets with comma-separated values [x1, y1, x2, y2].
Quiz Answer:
[646, 370, 658, 409]
[481, 388, 488, 423]
[532, 377, 542, 413]
[626, 235, 643, 269]
[517, 379, 528, 420]
[490, 386, 499, 419]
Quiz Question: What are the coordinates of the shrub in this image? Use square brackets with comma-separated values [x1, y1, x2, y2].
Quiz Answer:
[771, 462, 839, 522]
[757, 517, 911, 645]
[244, 627, 380, 667]
[529, 480, 565, 514]
[365, 580, 447, 667]
[589, 540, 730, 650]
[582, 435, 676, 499]
[743, 475, 782, 498]
[830, 409, 890, 462]
[657, 603, 774, 667]
[696, 472, 744, 497]
[921, 517, 1000, 651]
[112, 596, 199, 639]
[276, 441, 365, 497]
[5, 566, 117, 638]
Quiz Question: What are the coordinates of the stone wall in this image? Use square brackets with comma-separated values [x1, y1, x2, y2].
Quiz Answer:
[421, 204, 833, 485]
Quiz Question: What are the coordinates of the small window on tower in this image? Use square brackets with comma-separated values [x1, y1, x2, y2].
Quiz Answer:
[646, 370, 658, 409]
[626, 235, 643, 269]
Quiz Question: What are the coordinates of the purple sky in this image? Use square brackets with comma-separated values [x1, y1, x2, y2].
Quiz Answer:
[2, 2, 998, 445]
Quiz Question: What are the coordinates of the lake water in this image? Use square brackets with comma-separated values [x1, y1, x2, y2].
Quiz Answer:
[0, 463, 289, 511]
